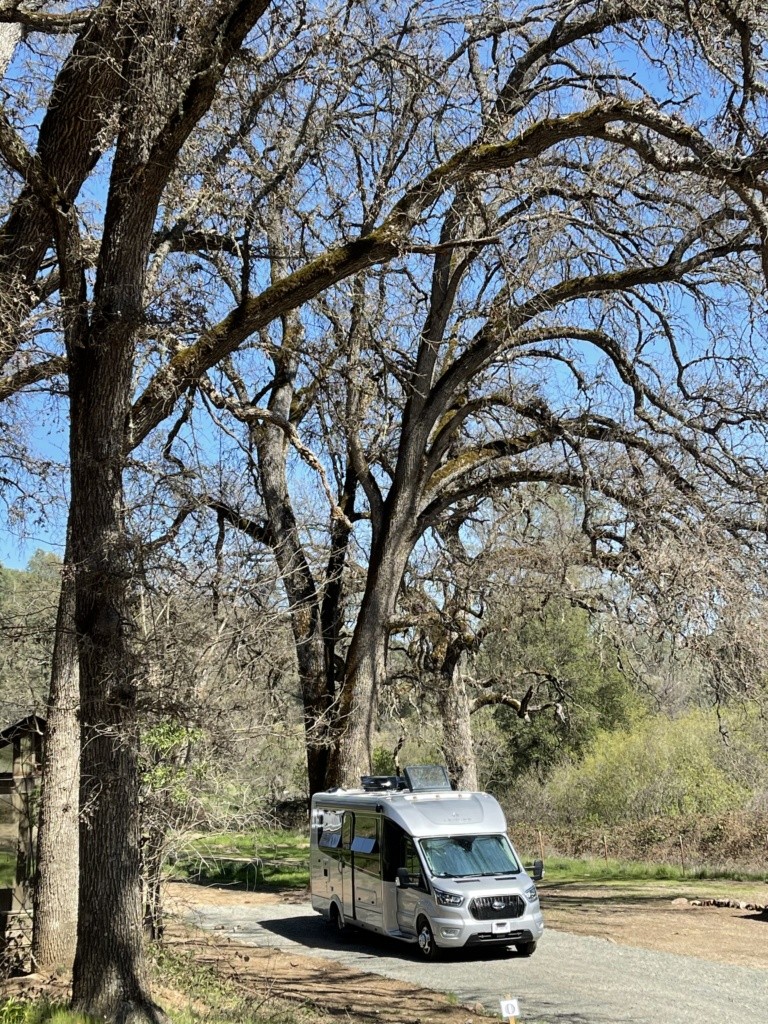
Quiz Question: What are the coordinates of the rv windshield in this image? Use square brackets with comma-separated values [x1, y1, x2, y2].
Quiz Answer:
[419, 835, 521, 878]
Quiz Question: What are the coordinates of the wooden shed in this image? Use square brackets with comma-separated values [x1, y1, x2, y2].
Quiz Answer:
[0, 714, 45, 971]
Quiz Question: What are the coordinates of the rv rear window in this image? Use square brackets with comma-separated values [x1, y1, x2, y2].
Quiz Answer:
[319, 832, 342, 849]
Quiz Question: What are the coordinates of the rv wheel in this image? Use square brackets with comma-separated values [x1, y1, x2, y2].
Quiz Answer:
[330, 904, 346, 936]
[416, 917, 439, 960]
[515, 940, 537, 957]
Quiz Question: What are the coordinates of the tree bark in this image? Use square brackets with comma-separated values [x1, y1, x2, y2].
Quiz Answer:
[0, 22, 21, 79]
[438, 657, 478, 791]
[32, 536, 80, 971]
[68, 327, 157, 1021]
[256, 400, 332, 796]
[329, 503, 417, 787]
[0, 3, 125, 364]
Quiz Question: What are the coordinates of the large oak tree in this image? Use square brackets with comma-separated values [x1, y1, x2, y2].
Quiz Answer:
[3, 1, 768, 1017]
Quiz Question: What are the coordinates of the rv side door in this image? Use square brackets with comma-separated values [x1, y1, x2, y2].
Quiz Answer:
[340, 811, 355, 920]
[396, 834, 427, 935]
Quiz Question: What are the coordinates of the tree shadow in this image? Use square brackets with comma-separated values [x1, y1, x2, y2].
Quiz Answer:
[540, 889, 674, 910]
[258, 913, 534, 963]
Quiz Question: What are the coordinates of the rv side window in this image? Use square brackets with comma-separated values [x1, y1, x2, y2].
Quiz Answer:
[403, 837, 426, 890]
[382, 820, 426, 890]
[351, 813, 381, 879]
[350, 813, 378, 854]
[317, 808, 343, 850]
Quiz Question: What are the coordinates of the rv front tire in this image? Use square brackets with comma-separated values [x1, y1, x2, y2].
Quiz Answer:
[515, 940, 537, 957]
[416, 917, 439, 960]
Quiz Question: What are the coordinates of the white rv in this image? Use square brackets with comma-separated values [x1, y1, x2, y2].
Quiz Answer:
[310, 765, 544, 958]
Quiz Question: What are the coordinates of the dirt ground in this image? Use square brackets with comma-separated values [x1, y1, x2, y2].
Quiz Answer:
[161, 882, 483, 1024]
[537, 879, 768, 970]
[156, 876, 768, 1020]
[164, 876, 768, 968]
[5, 878, 767, 1023]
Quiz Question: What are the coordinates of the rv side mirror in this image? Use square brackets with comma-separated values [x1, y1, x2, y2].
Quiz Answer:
[532, 859, 544, 882]
[396, 867, 410, 889]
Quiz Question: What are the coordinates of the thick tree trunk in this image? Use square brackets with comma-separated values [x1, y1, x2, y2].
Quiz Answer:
[258, 430, 331, 795]
[331, 614, 389, 788]
[438, 659, 478, 791]
[48, 4, 269, 1015]
[329, 514, 416, 788]
[32, 540, 80, 971]
[67, 333, 157, 1021]
[255, 325, 334, 796]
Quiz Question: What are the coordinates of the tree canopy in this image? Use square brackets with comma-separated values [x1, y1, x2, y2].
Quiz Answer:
[3, 0, 768, 1018]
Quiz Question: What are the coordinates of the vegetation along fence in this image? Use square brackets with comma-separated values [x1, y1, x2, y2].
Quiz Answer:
[511, 812, 768, 873]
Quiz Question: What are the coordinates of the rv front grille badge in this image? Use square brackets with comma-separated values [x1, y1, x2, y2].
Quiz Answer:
[469, 895, 526, 920]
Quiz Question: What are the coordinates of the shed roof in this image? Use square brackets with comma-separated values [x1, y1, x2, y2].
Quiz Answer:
[0, 715, 46, 749]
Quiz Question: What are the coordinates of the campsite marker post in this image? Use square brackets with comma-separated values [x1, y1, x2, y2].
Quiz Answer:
[499, 997, 520, 1023]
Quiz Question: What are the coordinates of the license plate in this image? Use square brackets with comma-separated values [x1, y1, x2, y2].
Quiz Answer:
[492, 920, 509, 934]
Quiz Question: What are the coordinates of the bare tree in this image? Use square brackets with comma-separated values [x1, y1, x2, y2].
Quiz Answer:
[153, 2, 768, 791]
[1, 1, 274, 1015]
[4, 2, 768, 1015]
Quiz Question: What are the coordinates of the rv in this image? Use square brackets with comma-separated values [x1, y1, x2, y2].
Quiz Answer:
[310, 765, 544, 958]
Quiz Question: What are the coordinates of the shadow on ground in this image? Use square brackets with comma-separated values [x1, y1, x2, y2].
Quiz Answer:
[256, 912, 532, 963]
[165, 921, 517, 1024]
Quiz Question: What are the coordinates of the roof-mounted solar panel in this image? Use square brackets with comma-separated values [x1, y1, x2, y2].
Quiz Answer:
[403, 764, 453, 792]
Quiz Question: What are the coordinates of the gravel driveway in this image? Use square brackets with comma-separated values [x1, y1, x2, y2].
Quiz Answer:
[182, 899, 768, 1024]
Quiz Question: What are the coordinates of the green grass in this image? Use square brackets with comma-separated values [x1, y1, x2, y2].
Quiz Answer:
[534, 854, 768, 886]
[0, 1000, 98, 1024]
[170, 829, 309, 891]
[170, 828, 768, 897]
[529, 855, 768, 904]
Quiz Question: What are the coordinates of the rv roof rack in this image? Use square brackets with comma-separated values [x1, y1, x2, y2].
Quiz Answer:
[360, 774, 408, 791]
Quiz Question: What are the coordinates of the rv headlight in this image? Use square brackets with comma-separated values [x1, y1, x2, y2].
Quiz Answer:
[524, 883, 539, 902]
[433, 887, 464, 907]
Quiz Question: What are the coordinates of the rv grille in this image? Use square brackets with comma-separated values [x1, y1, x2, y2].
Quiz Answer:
[469, 895, 525, 920]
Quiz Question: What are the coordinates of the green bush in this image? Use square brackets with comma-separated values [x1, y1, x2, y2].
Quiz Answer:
[543, 711, 752, 825]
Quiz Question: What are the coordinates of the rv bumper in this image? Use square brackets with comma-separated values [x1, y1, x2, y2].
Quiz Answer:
[464, 928, 534, 947]
[432, 907, 544, 948]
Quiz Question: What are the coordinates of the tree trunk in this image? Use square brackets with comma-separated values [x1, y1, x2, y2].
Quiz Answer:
[67, 332, 157, 1021]
[329, 513, 416, 787]
[258, 429, 331, 795]
[32, 538, 80, 971]
[438, 658, 478, 791]
[0, 22, 21, 79]
[331, 612, 389, 788]
[255, 326, 334, 796]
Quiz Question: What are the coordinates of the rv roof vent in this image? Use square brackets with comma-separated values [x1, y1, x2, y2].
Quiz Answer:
[360, 774, 407, 791]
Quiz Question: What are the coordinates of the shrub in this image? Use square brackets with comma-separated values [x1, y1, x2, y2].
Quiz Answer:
[539, 711, 751, 825]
